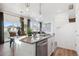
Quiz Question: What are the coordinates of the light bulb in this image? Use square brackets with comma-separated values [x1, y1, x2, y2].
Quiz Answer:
[26, 8, 29, 12]
[40, 14, 42, 18]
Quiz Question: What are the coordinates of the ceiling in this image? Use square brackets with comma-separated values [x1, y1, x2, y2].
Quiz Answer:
[0, 3, 76, 22]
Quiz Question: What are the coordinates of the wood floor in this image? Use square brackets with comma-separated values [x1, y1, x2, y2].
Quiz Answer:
[51, 47, 78, 56]
[0, 41, 78, 56]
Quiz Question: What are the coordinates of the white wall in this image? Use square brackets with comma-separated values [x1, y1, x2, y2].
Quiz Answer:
[54, 12, 77, 50]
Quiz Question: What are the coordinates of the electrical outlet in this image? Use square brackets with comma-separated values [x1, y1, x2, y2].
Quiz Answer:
[53, 33, 55, 36]
[55, 41, 57, 47]
[75, 43, 77, 47]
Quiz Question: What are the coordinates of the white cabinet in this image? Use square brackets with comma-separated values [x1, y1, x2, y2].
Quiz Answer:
[15, 41, 36, 56]
[75, 30, 79, 55]
[75, 38, 79, 55]
[48, 36, 54, 56]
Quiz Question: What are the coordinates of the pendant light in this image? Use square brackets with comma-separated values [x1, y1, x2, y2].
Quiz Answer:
[39, 3, 42, 18]
[25, 3, 30, 12]
[25, 3, 30, 18]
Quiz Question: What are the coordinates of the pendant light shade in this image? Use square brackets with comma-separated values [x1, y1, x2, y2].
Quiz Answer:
[25, 3, 30, 12]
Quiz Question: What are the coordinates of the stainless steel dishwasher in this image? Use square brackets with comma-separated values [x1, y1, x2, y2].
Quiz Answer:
[36, 39, 48, 56]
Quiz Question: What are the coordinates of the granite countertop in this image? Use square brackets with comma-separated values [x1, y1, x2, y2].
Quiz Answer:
[19, 34, 52, 44]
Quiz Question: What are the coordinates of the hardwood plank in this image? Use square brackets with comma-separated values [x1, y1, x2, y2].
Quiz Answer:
[51, 47, 78, 56]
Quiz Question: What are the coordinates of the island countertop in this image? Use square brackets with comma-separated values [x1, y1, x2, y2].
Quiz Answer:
[19, 34, 52, 44]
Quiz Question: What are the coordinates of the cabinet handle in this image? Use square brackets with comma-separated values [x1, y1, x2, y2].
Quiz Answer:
[41, 42, 48, 46]
[37, 42, 48, 46]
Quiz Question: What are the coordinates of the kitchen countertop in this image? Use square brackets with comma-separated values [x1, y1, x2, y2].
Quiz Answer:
[19, 34, 52, 44]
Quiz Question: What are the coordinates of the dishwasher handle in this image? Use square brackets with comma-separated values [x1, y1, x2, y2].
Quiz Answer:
[37, 41, 48, 46]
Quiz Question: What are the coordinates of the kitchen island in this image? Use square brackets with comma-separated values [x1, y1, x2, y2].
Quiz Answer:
[13, 34, 54, 56]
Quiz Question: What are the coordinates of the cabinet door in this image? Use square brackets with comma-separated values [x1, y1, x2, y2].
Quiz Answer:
[48, 37, 54, 55]
[73, 24, 79, 55]
[75, 31, 79, 55]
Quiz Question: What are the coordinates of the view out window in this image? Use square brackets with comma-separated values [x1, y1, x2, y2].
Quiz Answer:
[4, 21, 20, 27]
